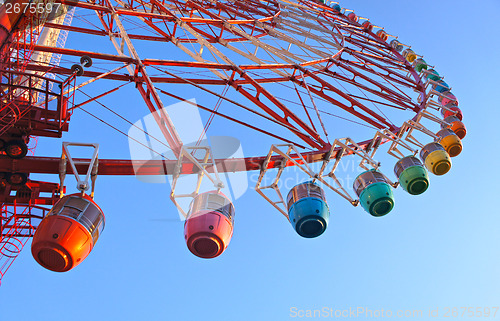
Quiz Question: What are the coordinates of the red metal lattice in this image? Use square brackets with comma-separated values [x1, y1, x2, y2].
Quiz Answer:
[0, 0, 436, 282]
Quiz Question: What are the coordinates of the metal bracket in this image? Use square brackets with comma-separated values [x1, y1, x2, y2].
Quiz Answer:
[398, 120, 439, 149]
[317, 138, 381, 204]
[255, 144, 318, 219]
[368, 129, 418, 160]
[415, 108, 450, 129]
[425, 99, 444, 111]
[59, 142, 99, 198]
[169, 145, 225, 219]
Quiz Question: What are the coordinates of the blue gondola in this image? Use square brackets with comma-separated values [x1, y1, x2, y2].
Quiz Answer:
[331, 4, 341, 12]
[434, 80, 450, 93]
[286, 181, 330, 238]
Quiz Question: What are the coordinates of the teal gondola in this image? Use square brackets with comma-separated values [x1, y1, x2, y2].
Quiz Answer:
[353, 170, 395, 217]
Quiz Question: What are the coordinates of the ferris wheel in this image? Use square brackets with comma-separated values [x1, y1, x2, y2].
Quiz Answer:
[0, 0, 466, 281]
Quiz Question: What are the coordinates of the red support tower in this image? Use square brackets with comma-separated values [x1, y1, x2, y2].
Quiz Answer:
[0, 1, 75, 282]
[0, 202, 52, 282]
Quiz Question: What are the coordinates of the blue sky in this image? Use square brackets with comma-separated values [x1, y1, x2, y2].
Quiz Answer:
[1, 0, 500, 320]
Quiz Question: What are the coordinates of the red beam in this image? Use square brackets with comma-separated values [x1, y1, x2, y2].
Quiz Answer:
[27, 44, 136, 63]
[0, 139, 376, 176]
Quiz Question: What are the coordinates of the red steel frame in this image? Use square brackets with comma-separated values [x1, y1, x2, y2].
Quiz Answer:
[0, 0, 74, 281]
[0, 0, 429, 282]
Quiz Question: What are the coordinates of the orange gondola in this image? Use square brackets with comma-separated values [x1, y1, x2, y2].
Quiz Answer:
[31, 193, 105, 272]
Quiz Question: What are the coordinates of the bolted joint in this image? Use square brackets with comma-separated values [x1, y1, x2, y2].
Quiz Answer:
[77, 181, 90, 192]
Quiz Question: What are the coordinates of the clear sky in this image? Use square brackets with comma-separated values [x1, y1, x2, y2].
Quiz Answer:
[1, 1, 499, 320]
